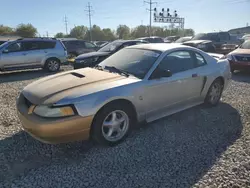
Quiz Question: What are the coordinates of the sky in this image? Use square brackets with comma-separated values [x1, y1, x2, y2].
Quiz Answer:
[0, 0, 249, 37]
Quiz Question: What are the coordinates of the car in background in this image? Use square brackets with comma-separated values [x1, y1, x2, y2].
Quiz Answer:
[0, 40, 7, 45]
[226, 40, 250, 72]
[241, 34, 250, 42]
[183, 32, 240, 54]
[174, 36, 193, 43]
[137, 36, 164, 43]
[16, 43, 231, 146]
[0, 38, 67, 72]
[73, 39, 148, 69]
[164, 36, 180, 43]
[60, 39, 98, 59]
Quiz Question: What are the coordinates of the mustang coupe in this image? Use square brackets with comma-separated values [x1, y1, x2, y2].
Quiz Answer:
[17, 44, 231, 146]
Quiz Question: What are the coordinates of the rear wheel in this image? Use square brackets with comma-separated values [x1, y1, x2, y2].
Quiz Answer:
[91, 103, 133, 146]
[44, 58, 60, 72]
[204, 79, 224, 106]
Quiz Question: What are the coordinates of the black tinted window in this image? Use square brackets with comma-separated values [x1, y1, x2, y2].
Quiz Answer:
[219, 32, 229, 41]
[39, 41, 56, 49]
[157, 51, 195, 74]
[22, 41, 39, 51]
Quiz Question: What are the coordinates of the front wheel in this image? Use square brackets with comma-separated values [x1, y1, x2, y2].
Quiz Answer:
[204, 79, 224, 106]
[91, 104, 133, 146]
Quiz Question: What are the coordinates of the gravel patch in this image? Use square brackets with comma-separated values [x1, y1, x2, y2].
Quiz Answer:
[0, 68, 250, 188]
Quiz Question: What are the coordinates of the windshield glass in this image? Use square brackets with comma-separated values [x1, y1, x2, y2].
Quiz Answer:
[175, 37, 191, 43]
[99, 48, 161, 79]
[98, 41, 122, 52]
[240, 40, 250, 49]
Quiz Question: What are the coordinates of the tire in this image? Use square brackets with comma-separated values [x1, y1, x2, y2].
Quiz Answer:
[44, 58, 60, 72]
[91, 103, 133, 146]
[204, 79, 224, 106]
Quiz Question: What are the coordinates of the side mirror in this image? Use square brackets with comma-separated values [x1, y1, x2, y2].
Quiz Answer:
[235, 45, 239, 49]
[2, 49, 9, 53]
[151, 69, 172, 79]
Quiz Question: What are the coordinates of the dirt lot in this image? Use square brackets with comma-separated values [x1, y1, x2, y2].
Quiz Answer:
[0, 67, 250, 188]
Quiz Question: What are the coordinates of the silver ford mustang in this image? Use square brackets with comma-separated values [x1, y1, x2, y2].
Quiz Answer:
[16, 44, 231, 146]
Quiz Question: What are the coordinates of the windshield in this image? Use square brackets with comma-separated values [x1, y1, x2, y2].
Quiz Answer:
[240, 40, 250, 49]
[98, 41, 122, 52]
[99, 48, 161, 79]
[175, 37, 191, 43]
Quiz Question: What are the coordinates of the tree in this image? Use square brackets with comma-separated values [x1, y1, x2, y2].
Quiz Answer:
[102, 28, 116, 41]
[69, 25, 88, 39]
[54, 32, 65, 38]
[130, 25, 149, 39]
[116, 25, 130, 39]
[0, 25, 14, 36]
[15, 24, 37, 37]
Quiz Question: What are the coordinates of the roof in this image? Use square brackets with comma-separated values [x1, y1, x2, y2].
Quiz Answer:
[126, 43, 194, 52]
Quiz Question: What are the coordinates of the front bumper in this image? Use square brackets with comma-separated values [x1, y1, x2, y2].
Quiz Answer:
[17, 95, 94, 144]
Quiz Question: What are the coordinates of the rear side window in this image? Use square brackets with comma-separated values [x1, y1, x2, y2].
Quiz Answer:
[6, 42, 23, 52]
[22, 41, 40, 51]
[38, 41, 56, 49]
[195, 53, 207, 67]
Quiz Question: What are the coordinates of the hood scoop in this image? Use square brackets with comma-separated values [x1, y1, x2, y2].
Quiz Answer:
[71, 72, 85, 78]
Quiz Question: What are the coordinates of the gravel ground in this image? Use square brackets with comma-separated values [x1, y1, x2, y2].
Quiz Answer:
[0, 67, 250, 188]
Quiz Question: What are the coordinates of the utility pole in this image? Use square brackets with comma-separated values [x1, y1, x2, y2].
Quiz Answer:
[46, 31, 49, 38]
[64, 15, 68, 35]
[85, 2, 93, 41]
[144, 0, 157, 37]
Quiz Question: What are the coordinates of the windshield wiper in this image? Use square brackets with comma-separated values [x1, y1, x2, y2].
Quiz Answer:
[104, 66, 130, 77]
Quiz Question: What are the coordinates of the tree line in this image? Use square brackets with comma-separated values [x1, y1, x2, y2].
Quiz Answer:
[0, 24, 195, 41]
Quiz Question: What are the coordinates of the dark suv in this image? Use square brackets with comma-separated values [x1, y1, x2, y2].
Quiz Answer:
[183, 32, 240, 54]
[61, 39, 98, 58]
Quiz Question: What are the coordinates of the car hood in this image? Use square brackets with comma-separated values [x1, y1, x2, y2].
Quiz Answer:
[183, 40, 211, 45]
[230, 48, 250, 55]
[76, 51, 110, 60]
[22, 68, 140, 105]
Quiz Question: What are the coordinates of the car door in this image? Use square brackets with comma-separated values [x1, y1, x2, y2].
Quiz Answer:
[21, 41, 44, 66]
[144, 50, 205, 120]
[1, 41, 26, 69]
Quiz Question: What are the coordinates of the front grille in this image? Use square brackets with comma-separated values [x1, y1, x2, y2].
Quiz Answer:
[24, 97, 33, 108]
[235, 56, 250, 62]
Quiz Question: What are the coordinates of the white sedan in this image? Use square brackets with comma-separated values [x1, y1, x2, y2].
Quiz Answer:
[17, 44, 231, 146]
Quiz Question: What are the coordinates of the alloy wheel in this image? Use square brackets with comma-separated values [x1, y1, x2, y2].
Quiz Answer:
[101, 110, 129, 142]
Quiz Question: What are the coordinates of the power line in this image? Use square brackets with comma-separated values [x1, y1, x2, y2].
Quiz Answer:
[64, 15, 68, 35]
[144, 0, 157, 36]
[85, 2, 94, 41]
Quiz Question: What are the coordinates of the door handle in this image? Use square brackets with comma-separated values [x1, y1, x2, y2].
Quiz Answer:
[192, 73, 198, 77]
[44, 51, 48, 53]
[22, 53, 27, 55]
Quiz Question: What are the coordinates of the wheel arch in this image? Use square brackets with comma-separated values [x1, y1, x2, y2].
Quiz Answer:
[89, 98, 138, 137]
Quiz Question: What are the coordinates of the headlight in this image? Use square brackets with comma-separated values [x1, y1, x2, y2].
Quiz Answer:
[226, 54, 235, 61]
[33, 105, 76, 118]
[76, 57, 99, 64]
[197, 44, 206, 49]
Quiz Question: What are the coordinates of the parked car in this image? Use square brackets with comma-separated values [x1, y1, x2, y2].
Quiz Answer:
[226, 40, 250, 72]
[61, 39, 98, 58]
[241, 34, 250, 42]
[17, 43, 231, 146]
[0, 38, 67, 72]
[183, 32, 241, 54]
[136, 36, 164, 43]
[73, 39, 148, 69]
[174, 36, 193, 43]
[164, 36, 180, 43]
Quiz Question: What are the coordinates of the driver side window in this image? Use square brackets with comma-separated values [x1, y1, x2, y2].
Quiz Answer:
[156, 51, 195, 74]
